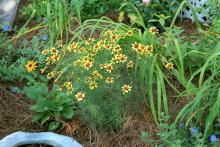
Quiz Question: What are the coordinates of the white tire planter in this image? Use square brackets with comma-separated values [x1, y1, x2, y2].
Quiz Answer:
[0, 132, 83, 147]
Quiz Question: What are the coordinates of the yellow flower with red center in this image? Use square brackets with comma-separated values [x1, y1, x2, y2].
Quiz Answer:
[104, 30, 114, 36]
[111, 35, 118, 40]
[98, 40, 106, 47]
[132, 42, 153, 56]
[127, 31, 133, 36]
[50, 54, 60, 62]
[111, 53, 127, 64]
[85, 38, 95, 45]
[73, 59, 81, 66]
[41, 50, 48, 55]
[142, 45, 153, 56]
[111, 57, 117, 64]
[89, 81, 98, 90]
[26, 61, 38, 72]
[112, 45, 122, 54]
[105, 64, 113, 73]
[165, 63, 174, 70]
[47, 72, 54, 79]
[75, 92, 85, 101]
[50, 47, 59, 55]
[119, 54, 127, 63]
[120, 34, 126, 39]
[83, 61, 93, 70]
[57, 40, 63, 48]
[122, 84, 132, 94]
[45, 57, 52, 65]
[67, 42, 80, 52]
[127, 61, 134, 69]
[105, 77, 114, 84]
[92, 70, 102, 79]
[149, 27, 159, 34]
[105, 44, 112, 50]
[89, 51, 97, 57]
[82, 56, 94, 70]
[63, 82, 73, 91]
[132, 42, 139, 50]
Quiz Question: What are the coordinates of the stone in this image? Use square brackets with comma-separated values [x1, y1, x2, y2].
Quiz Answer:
[0, 132, 83, 147]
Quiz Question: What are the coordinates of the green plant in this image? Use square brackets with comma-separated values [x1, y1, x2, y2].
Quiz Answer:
[122, 0, 181, 27]
[70, 0, 121, 21]
[141, 113, 220, 146]
[0, 35, 46, 81]
[24, 82, 75, 130]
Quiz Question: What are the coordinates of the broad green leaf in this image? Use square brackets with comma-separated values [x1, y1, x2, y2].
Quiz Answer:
[62, 106, 74, 119]
[48, 121, 60, 131]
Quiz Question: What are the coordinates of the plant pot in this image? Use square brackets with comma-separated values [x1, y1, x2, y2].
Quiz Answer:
[0, 132, 82, 147]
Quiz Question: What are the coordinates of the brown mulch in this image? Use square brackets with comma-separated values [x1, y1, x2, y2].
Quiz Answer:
[0, 86, 44, 138]
[0, 84, 156, 147]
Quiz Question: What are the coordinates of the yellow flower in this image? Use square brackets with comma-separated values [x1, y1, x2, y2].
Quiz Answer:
[92, 70, 102, 79]
[132, 42, 153, 56]
[89, 81, 98, 90]
[73, 59, 81, 66]
[149, 27, 159, 34]
[105, 44, 112, 50]
[82, 56, 94, 70]
[67, 42, 80, 52]
[75, 92, 85, 101]
[50, 47, 59, 55]
[63, 82, 73, 91]
[132, 42, 139, 50]
[112, 45, 122, 54]
[105, 77, 114, 84]
[83, 61, 93, 70]
[119, 54, 127, 63]
[26, 61, 38, 72]
[47, 72, 54, 79]
[50, 54, 60, 62]
[111, 35, 118, 41]
[127, 61, 134, 68]
[105, 64, 113, 73]
[85, 38, 95, 46]
[57, 40, 63, 48]
[165, 63, 174, 70]
[122, 84, 132, 94]
[127, 30, 133, 36]
[118, 11, 125, 22]
[41, 50, 48, 55]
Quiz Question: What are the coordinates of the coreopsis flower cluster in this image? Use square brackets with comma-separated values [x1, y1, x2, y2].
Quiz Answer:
[132, 42, 153, 57]
[44, 29, 159, 103]
[66, 42, 82, 53]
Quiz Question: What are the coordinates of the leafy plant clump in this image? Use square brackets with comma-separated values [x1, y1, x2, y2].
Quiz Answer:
[24, 82, 75, 130]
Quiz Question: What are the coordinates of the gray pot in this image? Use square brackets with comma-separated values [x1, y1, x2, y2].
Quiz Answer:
[0, 132, 83, 147]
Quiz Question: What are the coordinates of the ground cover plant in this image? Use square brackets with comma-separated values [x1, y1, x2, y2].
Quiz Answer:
[0, 0, 220, 146]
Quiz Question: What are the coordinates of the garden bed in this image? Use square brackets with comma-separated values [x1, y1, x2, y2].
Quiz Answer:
[1, 0, 220, 147]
